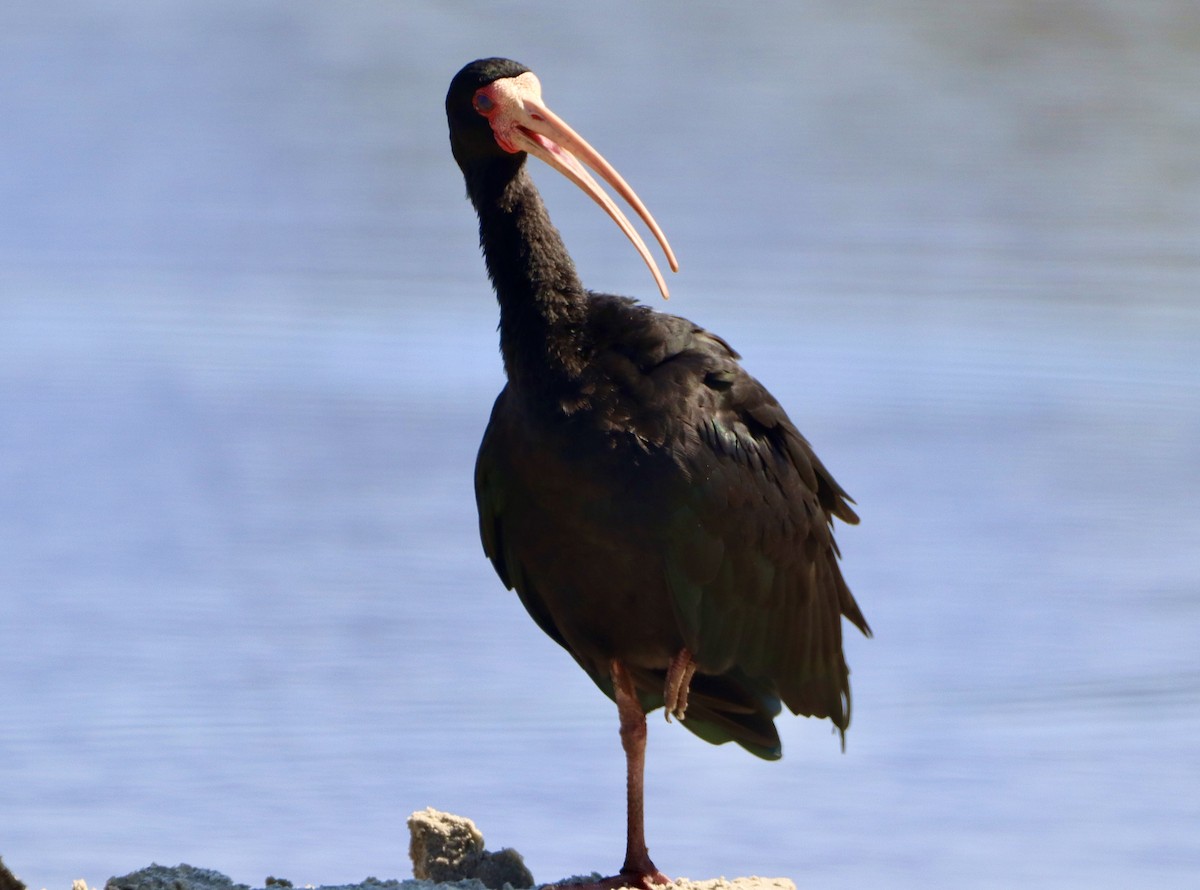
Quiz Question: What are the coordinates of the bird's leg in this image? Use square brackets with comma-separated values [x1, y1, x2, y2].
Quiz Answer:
[548, 665, 668, 890]
[612, 659, 669, 888]
[663, 648, 696, 722]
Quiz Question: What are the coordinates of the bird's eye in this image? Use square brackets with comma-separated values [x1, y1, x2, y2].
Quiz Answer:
[473, 92, 495, 114]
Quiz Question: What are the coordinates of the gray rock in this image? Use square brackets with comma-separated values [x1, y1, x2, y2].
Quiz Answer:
[1, 809, 794, 890]
[0, 856, 28, 890]
[105, 864, 251, 890]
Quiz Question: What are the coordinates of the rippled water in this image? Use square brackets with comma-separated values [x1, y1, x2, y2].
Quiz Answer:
[2, 2, 1198, 888]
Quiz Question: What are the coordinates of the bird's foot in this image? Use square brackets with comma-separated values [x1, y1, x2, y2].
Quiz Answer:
[621, 867, 672, 889]
[663, 648, 696, 722]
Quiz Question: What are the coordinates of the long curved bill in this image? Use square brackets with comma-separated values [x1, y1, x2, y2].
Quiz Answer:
[476, 72, 679, 300]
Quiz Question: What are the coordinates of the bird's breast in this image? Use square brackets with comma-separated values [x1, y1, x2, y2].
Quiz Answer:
[477, 399, 685, 674]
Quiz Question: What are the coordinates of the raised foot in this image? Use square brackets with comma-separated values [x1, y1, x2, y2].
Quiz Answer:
[549, 870, 671, 890]
[663, 648, 696, 722]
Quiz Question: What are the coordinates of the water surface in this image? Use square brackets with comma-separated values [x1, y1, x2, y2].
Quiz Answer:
[1, 3, 1197, 888]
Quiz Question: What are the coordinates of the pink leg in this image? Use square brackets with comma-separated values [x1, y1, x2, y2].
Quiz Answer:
[663, 648, 696, 722]
[613, 660, 669, 887]
[547, 662, 670, 890]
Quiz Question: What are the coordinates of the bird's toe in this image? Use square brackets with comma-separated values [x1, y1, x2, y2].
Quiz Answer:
[663, 648, 697, 722]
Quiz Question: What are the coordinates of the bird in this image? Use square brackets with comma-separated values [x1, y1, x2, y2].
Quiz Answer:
[446, 58, 871, 888]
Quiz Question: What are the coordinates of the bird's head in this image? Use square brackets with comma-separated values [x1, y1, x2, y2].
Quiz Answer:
[446, 57, 678, 300]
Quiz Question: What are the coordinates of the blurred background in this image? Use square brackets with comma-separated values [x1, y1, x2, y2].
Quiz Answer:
[1, 1, 1197, 887]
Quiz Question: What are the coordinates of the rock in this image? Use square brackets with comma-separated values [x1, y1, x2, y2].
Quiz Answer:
[1, 810, 792, 890]
[555, 878, 794, 890]
[0, 857, 27, 890]
[105, 864, 251, 890]
[663, 880, 794, 890]
[408, 809, 534, 890]
[99, 868, 439, 890]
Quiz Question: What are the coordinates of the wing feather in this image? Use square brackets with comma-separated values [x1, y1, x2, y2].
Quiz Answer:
[662, 359, 871, 744]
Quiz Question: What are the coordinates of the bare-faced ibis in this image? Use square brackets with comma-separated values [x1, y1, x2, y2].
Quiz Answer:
[446, 58, 871, 887]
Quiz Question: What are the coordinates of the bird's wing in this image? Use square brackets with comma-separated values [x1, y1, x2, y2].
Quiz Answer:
[475, 386, 572, 653]
[649, 332, 871, 743]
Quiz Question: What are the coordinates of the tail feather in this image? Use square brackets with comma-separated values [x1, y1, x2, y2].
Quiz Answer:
[627, 665, 783, 760]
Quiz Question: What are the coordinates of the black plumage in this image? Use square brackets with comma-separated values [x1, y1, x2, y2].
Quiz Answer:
[447, 57, 870, 886]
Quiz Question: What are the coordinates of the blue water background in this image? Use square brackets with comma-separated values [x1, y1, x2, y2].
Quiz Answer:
[2, 2, 1198, 887]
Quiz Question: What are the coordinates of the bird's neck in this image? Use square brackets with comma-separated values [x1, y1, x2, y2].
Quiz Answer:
[471, 162, 591, 396]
